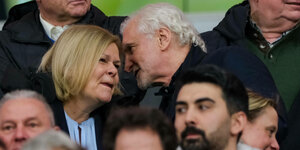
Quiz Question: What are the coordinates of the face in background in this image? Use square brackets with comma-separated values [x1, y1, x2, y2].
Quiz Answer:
[0, 98, 53, 150]
[115, 128, 163, 150]
[37, 0, 91, 20]
[241, 106, 279, 150]
[175, 82, 232, 150]
[122, 19, 164, 90]
[81, 43, 120, 105]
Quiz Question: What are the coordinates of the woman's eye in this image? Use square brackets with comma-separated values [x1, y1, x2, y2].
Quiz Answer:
[99, 58, 105, 62]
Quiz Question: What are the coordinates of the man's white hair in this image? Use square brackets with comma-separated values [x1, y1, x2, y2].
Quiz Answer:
[21, 130, 82, 150]
[121, 3, 206, 52]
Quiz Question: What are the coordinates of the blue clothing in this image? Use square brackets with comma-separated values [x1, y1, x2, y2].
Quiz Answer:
[48, 97, 105, 150]
[65, 112, 97, 150]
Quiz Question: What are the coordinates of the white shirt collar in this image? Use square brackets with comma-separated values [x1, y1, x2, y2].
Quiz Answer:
[237, 142, 260, 150]
[39, 14, 69, 41]
[39, 14, 54, 39]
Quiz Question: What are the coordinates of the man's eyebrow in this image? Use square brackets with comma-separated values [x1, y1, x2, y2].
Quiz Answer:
[25, 117, 40, 122]
[175, 101, 187, 106]
[194, 98, 215, 104]
[176, 98, 215, 106]
[1, 120, 15, 125]
[266, 126, 277, 132]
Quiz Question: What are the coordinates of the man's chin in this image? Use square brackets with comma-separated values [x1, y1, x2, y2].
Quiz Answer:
[137, 81, 150, 90]
[11, 145, 23, 150]
[136, 77, 152, 90]
[68, 6, 90, 17]
[181, 138, 209, 150]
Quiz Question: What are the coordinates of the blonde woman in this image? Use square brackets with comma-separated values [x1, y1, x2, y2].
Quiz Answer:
[39, 25, 121, 150]
[238, 90, 279, 150]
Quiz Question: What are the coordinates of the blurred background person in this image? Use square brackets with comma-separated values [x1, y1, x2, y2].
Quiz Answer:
[238, 90, 279, 150]
[0, 90, 58, 150]
[38, 25, 121, 150]
[103, 106, 177, 150]
[22, 130, 84, 150]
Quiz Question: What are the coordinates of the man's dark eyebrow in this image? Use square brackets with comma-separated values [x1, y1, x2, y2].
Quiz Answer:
[176, 98, 215, 106]
[175, 101, 187, 106]
[25, 117, 40, 123]
[195, 98, 215, 104]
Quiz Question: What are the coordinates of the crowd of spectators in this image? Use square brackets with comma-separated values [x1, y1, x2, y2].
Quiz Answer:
[0, 0, 299, 150]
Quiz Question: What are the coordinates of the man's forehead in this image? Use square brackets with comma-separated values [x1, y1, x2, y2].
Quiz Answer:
[0, 99, 49, 123]
[0, 98, 47, 114]
[177, 83, 223, 102]
[124, 17, 143, 36]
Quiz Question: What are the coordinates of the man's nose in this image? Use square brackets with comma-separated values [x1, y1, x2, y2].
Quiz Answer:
[270, 136, 280, 150]
[14, 126, 28, 143]
[184, 109, 197, 126]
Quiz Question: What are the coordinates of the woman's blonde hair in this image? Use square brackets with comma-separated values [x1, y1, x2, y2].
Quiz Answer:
[247, 89, 277, 122]
[39, 25, 122, 102]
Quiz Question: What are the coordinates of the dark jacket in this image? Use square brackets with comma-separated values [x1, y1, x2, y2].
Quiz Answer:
[200, 1, 292, 147]
[49, 97, 106, 150]
[282, 92, 300, 149]
[201, 46, 287, 124]
[157, 45, 206, 119]
[0, 2, 131, 98]
[3, 1, 38, 28]
[200, 1, 249, 51]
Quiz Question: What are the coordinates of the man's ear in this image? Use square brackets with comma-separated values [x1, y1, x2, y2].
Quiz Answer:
[156, 27, 171, 51]
[230, 111, 247, 136]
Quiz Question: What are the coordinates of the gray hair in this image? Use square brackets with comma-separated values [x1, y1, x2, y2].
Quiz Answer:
[120, 3, 206, 52]
[21, 130, 83, 150]
[0, 90, 55, 126]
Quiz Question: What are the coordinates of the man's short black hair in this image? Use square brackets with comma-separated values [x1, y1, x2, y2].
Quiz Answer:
[175, 64, 249, 116]
[103, 106, 177, 150]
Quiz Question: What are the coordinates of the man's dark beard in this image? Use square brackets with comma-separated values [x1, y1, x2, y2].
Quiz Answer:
[179, 124, 230, 150]
[180, 126, 210, 150]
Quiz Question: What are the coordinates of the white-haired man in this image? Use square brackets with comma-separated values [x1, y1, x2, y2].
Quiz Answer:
[121, 3, 206, 118]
